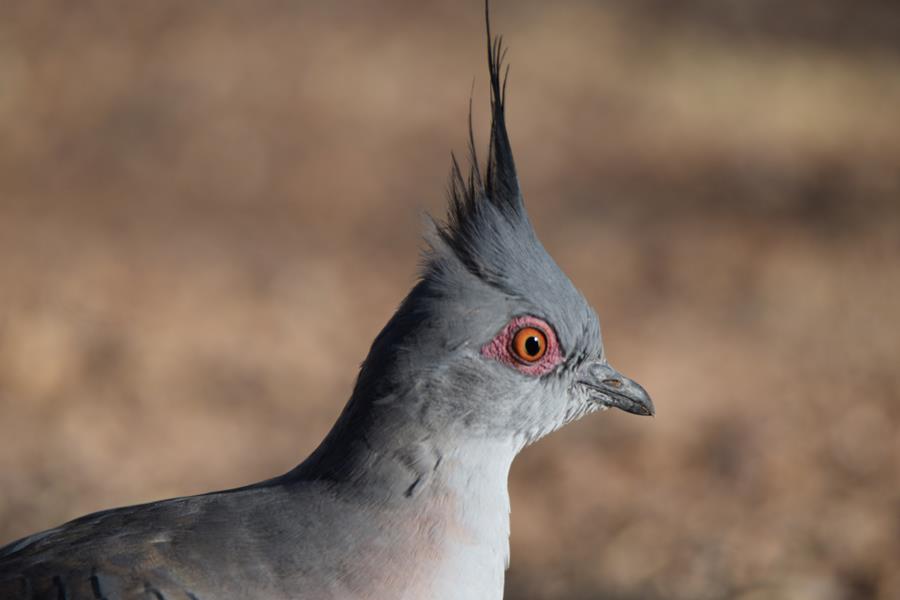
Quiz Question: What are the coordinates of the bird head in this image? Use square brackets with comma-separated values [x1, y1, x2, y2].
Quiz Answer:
[351, 25, 653, 450]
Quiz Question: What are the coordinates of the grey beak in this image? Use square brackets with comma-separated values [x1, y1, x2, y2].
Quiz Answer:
[579, 361, 655, 417]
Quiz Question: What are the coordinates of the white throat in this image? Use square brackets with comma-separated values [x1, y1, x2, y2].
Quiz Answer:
[415, 437, 518, 600]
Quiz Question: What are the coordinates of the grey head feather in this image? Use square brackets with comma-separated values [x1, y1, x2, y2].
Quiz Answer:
[425, 25, 601, 366]
[295, 6, 651, 495]
[295, 27, 609, 492]
[302, 20, 608, 466]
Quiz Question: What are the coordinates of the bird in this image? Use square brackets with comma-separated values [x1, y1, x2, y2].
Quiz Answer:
[0, 8, 654, 600]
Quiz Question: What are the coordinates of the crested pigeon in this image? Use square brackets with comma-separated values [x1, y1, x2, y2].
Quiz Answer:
[0, 10, 654, 600]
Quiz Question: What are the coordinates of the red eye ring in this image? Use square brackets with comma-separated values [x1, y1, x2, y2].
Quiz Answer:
[511, 327, 547, 363]
[481, 315, 564, 377]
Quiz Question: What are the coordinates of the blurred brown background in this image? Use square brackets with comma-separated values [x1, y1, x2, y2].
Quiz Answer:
[1, 1, 899, 598]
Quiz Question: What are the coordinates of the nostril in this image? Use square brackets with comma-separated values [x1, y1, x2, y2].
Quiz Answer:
[602, 378, 624, 389]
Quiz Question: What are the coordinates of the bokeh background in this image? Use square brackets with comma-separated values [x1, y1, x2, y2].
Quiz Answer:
[2, 1, 899, 598]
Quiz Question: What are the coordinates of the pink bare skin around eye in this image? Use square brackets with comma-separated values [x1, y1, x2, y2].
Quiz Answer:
[481, 315, 563, 376]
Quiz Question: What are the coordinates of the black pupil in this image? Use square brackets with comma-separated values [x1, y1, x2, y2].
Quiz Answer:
[524, 335, 542, 357]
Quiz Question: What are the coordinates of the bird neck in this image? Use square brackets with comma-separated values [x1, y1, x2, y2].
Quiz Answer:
[291, 395, 518, 592]
[296, 395, 518, 514]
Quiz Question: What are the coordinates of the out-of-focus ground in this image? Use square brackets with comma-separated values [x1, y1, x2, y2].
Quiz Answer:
[1, 1, 899, 598]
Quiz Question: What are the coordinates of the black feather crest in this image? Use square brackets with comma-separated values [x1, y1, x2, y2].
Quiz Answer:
[436, 3, 528, 278]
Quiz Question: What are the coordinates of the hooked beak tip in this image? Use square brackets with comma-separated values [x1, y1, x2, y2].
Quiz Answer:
[580, 364, 655, 418]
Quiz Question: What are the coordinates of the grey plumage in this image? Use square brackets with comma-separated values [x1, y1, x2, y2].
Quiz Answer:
[0, 7, 653, 600]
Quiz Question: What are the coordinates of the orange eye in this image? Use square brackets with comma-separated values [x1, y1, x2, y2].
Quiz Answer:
[511, 327, 547, 363]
